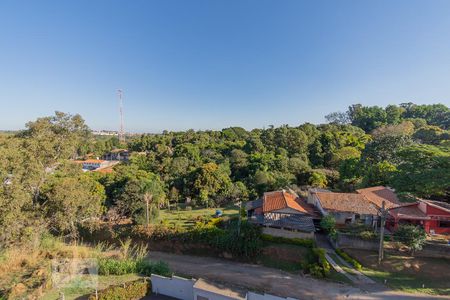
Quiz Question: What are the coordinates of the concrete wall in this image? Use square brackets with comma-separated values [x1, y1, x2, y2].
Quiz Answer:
[262, 227, 314, 239]
[151, 274, 195, 300]
[193, 288, 240, 300]
[247, 291, 298, 300]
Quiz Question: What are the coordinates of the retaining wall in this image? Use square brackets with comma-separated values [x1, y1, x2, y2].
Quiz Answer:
[262, 227, 314, 239]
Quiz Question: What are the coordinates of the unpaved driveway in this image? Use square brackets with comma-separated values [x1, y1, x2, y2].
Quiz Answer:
[148, 251, 449, 300]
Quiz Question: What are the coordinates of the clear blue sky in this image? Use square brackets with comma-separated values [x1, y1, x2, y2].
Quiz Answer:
[1, 0, 450, 132]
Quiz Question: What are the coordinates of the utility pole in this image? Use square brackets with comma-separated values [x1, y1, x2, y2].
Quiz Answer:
[118, 89, 125, 144]
[378, 201, 387, 265]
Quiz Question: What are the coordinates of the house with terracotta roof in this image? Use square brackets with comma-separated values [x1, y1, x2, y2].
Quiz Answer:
[307, 190, 379, 226]
[246, 189, 317, 238]
[356, 186, 402, 209]
[74, 159, 111, 171]
[386, 200, 450, 234]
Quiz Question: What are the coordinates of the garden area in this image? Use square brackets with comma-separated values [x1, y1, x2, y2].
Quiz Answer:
[157, 205, 239, 229]
[344, 249, 450, 295]
[0, 235, 170, 300]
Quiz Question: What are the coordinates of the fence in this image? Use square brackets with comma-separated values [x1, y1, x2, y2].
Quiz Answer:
[150, 274, 299, 300]
[151, 274, 196, 300]
[247, 291, 298, 300]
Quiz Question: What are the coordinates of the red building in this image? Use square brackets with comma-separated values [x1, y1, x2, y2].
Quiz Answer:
[386, 200, 450, 234]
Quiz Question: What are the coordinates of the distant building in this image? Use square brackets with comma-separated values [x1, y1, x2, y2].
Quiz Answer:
[103, 149, 130, 161]
[75, 159, 110, 171]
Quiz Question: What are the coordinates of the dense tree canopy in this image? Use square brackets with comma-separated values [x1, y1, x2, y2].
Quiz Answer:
[1, 102, 449, 247]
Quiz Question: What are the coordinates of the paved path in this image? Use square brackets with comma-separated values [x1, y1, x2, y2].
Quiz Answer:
[148, 251, 449, 300]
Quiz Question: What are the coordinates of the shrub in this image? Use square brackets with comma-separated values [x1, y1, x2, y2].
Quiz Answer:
[393, 224, 427, 255]
[335, 248, 362, 271]
[320, 215, 336, 235]
[98, 258, 138, 276]
[88, 279, 151, 300]
[260, 234, 315, 248]
[308, 263, 325, 278]
[303, 248, 331, 277]
[98, 258, 170, 277]
[359, 230, 376, 240]
[312, 248, 331, 276]
[136, 260, 171, 277]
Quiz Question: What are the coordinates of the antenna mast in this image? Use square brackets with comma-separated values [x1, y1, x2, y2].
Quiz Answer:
[118, 89, 125, 143]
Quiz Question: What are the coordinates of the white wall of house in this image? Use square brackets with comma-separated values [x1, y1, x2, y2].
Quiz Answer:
[247, 292, 298, 300]
[151, 274, 195, 300]
[262, 227, 314, 239]
[193, 288, 241, 300]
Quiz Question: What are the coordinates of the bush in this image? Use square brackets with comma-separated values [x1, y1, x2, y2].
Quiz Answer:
[308, 263, 325, 278]
[136, 260, 171, 277]
[88, 279, 151, 300]
[260, 234, 315, 248]
[98, 258, 137, 276]
[335, 248, 362, 271]
[303, 248, 331, 277]
[393, 224, 427, 255]
[312, 248, 331, 276]
[98, 258, 170, 277]
[359, 230, 377, 240]
[320, 215, 336, 235]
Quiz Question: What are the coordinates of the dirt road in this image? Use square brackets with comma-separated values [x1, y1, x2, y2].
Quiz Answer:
[148, 251, 449, 300]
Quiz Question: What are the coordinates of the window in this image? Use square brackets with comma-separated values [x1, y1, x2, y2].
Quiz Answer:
[197, 296, 209, 300]
[438, 220, 450, 228]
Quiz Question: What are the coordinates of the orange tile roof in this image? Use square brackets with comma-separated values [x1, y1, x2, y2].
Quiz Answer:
[356, 186, 402, 209]
[262, 190, 312, 214]
[83, 159, 106, 164]
[314, 192, 379, 215]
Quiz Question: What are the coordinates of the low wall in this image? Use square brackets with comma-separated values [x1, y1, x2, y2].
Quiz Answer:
[262, 227, 314, 239]
[151, 274, 195, 300]
[193, 288, 241, 300]
[334, 233, 378, 251]
[334, 233, 450, 259]
[247, 291, 298, 300]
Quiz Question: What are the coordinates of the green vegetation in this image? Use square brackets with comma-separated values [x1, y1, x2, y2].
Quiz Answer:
[1, 103, 449, 296]
[158, 205, 239, 229]
[335, 249, 362, 271]
[344, 249, 450, 296]
[87, 279, 151, 300]
[98, 259, 170, 277]
[393, 225, 427, 255]
[362, 267, 450, 295]
[42, 274, 142, 300]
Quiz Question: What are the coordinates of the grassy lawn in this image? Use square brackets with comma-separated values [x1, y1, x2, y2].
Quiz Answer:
[42, 274, 142, 300]
[158, 205, 239, 229]
[345, 249, 450, 295]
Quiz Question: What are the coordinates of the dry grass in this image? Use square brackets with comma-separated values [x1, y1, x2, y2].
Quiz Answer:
[0, 235, 118, 298]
